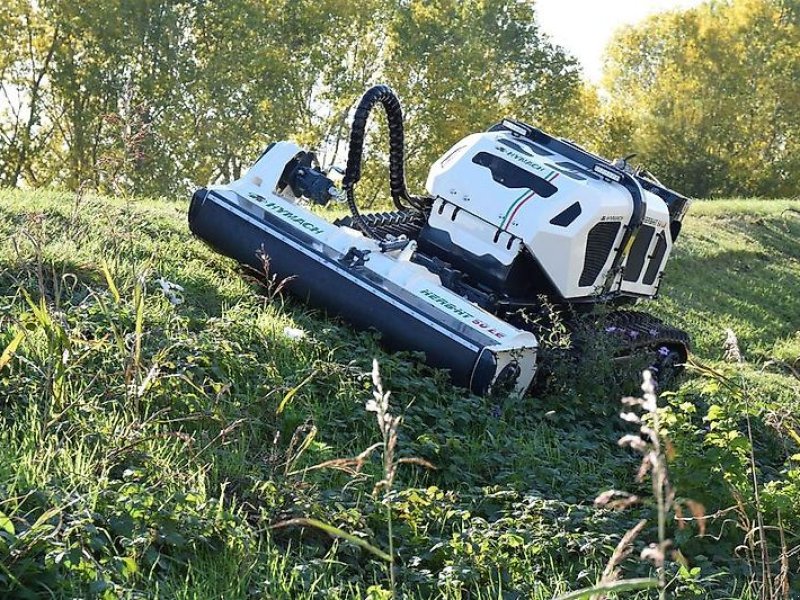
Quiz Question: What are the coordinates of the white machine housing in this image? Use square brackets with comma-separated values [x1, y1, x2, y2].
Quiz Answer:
[425, 127, 676, 301]
[189, 88, 691, 397]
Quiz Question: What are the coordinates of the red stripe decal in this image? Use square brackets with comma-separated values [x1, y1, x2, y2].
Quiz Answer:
[505, 192, 536, 227]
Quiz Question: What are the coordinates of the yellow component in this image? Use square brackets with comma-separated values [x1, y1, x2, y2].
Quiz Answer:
[622, 234, 637, 256]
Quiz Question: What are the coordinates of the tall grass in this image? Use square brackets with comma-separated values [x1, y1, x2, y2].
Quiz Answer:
[0, 190, 798, 597]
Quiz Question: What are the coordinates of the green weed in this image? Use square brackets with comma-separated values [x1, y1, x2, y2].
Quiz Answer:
[0, 190, 797, 598]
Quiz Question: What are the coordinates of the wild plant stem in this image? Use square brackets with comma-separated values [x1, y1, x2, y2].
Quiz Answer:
[743, 388, 772, 598]
[648, 374, 667, 599]
[387, 502, 396, 597]
[654, 407, 667, 599]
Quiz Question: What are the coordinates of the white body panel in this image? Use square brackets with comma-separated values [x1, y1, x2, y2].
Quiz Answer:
[426, 131, 675, 299]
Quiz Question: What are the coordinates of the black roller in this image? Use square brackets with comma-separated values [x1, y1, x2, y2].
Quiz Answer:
[188, 188, 506, 395]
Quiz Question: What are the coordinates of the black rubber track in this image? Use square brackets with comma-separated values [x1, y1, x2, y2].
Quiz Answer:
[334, 210, 425, 240]
[597, 310, 691, 358]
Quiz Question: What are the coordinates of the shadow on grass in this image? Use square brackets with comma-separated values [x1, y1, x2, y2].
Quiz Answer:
[660, 216, 800, 357]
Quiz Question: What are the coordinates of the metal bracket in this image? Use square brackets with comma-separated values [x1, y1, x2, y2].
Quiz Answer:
[339, 247, 371, 268]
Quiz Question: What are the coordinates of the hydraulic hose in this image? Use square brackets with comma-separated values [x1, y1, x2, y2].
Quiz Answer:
[341, 85, 423, 239]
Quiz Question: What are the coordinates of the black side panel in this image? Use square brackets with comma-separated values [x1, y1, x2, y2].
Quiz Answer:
[550, 202, 582, 227]
[643, 233, 668, 285]
[418, 224, 513, 293]
[418, 225, 559, 299]
[472, 152, 557, 197]
[188, 189, 497, 394]
[579, 222, 621, 287]
[623, 225, 655, 282]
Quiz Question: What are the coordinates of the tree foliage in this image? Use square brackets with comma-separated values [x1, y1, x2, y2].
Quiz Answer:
[1, 0, 799, 198]
[0, 0, 61, 188]
[0, 0, 585, 197]
[384, 0, 584, 188]
[603, 0, 800, 197]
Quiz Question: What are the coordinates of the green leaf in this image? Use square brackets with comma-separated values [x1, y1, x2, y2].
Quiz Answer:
[101, 259, 121, 303]
[272, 517, 391, 562]
[89, 579, 110, 594]
[0, 511, 15, 535]
[0, 331, 25, 372]
[552, 578, 659, 600]
[164, 531, 186, 547]
[277, 370, 317, 414]
[120, 556, 138, 577]
[29, 508, 57, 532]
[706, 404, 724, 422]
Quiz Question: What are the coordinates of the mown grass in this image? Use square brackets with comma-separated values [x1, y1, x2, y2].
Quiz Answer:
[0, 188, 798, 599]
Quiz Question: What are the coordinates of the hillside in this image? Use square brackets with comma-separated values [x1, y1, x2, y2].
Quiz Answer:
[0, 189, 798, 599]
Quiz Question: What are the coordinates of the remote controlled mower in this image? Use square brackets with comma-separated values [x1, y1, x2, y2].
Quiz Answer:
[188, 85, 691, 396]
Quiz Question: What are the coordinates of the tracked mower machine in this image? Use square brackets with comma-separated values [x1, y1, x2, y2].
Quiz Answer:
[189, 86, 691, 395]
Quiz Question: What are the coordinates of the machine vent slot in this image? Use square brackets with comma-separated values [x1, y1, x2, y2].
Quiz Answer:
[623, 225, 655, 282]
[498, 138, 533, 156]
[643, 233, 668, 285]
[472, 152, 557, 197]
[550, 202, 582, 227]
[579, 222, 621, 287]
[509, 136, 554, 156]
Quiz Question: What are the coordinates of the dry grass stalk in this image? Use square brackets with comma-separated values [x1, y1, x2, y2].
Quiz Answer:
[598, 518, 648, 590]
[273, 360, 434, 598]
[775, 512, 790, 600]
[241, 246, 295, 304]
[595, 369, 706, 600]
[723, 328, 744, 363]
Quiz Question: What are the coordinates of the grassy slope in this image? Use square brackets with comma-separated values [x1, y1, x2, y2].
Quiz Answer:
[653, 199, 800, 360]
[0, 189, 798, 599]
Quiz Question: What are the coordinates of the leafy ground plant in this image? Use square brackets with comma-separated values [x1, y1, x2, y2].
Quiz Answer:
[0, 189, 798, 598]
[274, 359, 436, 598]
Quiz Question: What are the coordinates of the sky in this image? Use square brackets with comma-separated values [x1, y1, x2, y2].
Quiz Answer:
[535, 0, 706, 83]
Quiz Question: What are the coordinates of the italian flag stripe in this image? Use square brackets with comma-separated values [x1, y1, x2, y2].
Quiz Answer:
[498, 171, 560, 229]
[500, 189, 533, 229]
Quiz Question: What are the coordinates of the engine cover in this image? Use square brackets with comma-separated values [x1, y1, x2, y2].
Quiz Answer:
[424, 123, 686, 302]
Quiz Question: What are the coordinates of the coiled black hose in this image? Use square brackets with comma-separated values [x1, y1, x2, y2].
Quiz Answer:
[341, 85, 424, 239]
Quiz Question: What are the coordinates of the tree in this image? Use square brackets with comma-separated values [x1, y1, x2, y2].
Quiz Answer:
[602, 0, 800, 197]
[0, 0, 594, 197]
[0, 1, 61, 187]
[185, 0, 391, 190]
[41, 0, 197, 194]
[383, 0, 586, 190]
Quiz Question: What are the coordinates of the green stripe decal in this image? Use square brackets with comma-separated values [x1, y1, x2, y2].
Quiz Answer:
[498, 172, 559, 229]
[500, 189, 534, 229]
